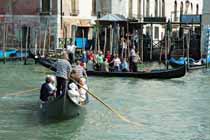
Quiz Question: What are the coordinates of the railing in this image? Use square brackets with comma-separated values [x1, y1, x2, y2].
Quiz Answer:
[70, 10, 79, 16]
[37, 8, 55, 16]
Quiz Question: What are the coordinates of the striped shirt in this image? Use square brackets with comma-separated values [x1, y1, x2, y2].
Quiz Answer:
[74, 65, 86, 78]
[55, 59, 72, 79]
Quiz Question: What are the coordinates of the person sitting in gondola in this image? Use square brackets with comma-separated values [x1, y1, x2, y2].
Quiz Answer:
[74, 60, 87, 78]
[120, 58, 129, 72]
[68, 70, 88, 105]
[78, 78, 88, 105]
[111, 55, 121, 72]
[40, 76, 56, 102]
[68, 70, 80, 104]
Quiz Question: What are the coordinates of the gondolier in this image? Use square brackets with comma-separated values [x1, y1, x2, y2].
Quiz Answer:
[55, 52, 72, 97]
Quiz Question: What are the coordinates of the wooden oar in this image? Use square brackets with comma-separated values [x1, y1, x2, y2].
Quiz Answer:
[69, 77, 143, 127]
[3, 88, 39, 97]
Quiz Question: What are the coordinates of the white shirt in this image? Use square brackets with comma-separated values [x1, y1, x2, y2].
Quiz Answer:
[130, 49, 136, 57]
[113, 58, 121, 67]
[68, 83, 80, 104]
[79, 85, 88, 102]
[122, 42, 127, 49]
[67, 44, 76, 53]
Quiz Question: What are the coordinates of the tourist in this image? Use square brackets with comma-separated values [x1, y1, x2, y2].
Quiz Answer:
[121, 58, 129, 72]
[81, 51, 88, 68]
[101, 58, 109, 72]
[111, 54, 121, 72]
[74, 60, 87, 78]
[40, 76, 56, 102]
[106, 51, 112, 63]
[132, 51, 141, 72]
[66, 42, 76, 64]
[78, 78, 88, 104]
[87, 50, 95, 62]
[129, 47, 136, 72]
[55, 52, 72, 96]
[121, 38, 127, 59]
[68, 80, 80, 105]
[86, 57, 94, 71]
[96, 51, 104, 71]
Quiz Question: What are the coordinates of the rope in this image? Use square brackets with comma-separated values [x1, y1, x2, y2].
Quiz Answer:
[69, 77, 144, 128]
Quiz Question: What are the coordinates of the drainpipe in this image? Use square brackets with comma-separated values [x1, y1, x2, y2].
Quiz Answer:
[61, 0, 63, 29]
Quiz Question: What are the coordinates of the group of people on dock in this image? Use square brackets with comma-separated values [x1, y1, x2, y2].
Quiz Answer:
[66, 38, 142, 73]
[40, 52, 88, 104]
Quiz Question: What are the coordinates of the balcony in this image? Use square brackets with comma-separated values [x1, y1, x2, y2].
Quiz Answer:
[70, 10, 79, 16]
[38, 8, 53, 16]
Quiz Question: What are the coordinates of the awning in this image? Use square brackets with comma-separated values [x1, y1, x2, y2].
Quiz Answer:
[64, 19, 92, 27]
[97, 14, 127, 22]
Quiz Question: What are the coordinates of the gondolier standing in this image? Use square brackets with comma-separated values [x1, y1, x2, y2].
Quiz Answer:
[55, 52, 72, 97]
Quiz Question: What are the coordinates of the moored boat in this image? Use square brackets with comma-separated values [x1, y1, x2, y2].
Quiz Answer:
[169, 57, 207, 69]
[37, 57, 186, 79]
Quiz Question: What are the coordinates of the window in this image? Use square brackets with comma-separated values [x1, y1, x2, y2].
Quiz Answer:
[174, 1, 177, 21]
[155, 27, 159, 39]
[146, 0, 150, 17]
[41, 0, 51, 15]
[191, 3, 193, 14]
[146, 26, 150, 35]
[71, 0, 79, 16]
[185, 0, 190, 14]
[92, 0, 96, 16]
[162, 0, 165, 17]
[137, 0, 141, 19]
[128, 0, 133, 18]
[196, 4, 199, 15]
[155, 0, 158, 17]
[180, 2, 183, 16]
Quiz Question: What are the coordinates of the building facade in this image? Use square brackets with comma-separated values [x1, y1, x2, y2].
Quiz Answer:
[96, 0, 203, 40]
[0, 0, 203, 49]
[0, 0, 97, 49]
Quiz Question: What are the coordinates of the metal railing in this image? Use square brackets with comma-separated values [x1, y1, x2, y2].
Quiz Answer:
[70, 10, 79, 16]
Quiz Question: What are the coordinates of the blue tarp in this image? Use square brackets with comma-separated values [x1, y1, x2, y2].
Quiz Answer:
[76, 38, 88, 49]
[0, 50, 28, 59]
[169, 57, 195, 65]
[0, 50, 17, 58]
[180, 15, 201, 24]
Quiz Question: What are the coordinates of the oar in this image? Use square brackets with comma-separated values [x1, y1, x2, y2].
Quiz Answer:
[3, 88, 39, 97]
[69, 77, 144, 127]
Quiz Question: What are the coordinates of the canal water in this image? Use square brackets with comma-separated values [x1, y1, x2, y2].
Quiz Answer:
[0, 62, 210, 140]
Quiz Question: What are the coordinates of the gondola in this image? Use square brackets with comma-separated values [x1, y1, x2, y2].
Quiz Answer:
[37, 57, 186, 79]
[169, 57, 207, 70]
[86, 67, 185, 79]
[40, 93, 85, 118]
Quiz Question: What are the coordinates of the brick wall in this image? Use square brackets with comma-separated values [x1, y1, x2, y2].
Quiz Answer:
[0, 0, 58, 15]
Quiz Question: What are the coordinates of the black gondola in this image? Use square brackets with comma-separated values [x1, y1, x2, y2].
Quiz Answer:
[37, 57, 186, 79]
[40, 93, 86, 118]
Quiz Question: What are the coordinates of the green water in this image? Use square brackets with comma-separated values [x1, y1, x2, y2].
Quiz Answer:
[0, 62, 210, 140]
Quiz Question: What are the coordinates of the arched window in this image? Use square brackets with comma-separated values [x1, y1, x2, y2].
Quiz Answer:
[137, 0, 141, 18]
[71, 0, 79, 16]
[162, 0, 165, 17]
[185, 0, 190, 14]
[180, 1, 183, 16]
[128, 0, 133, 18]
[174, 1, 177, 21]
[155, 0, 158, 17]
[146, 0, 150, 17]
[196, 4, 199, 15]
[191, 3, 193, 14]
[92, 0, 96, 16]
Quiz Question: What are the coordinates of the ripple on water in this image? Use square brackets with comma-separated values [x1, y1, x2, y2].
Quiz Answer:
[0, 63, 210, 140]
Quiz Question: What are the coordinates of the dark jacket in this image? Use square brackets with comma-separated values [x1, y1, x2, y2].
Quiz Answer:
[40, 83, 52, 102]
